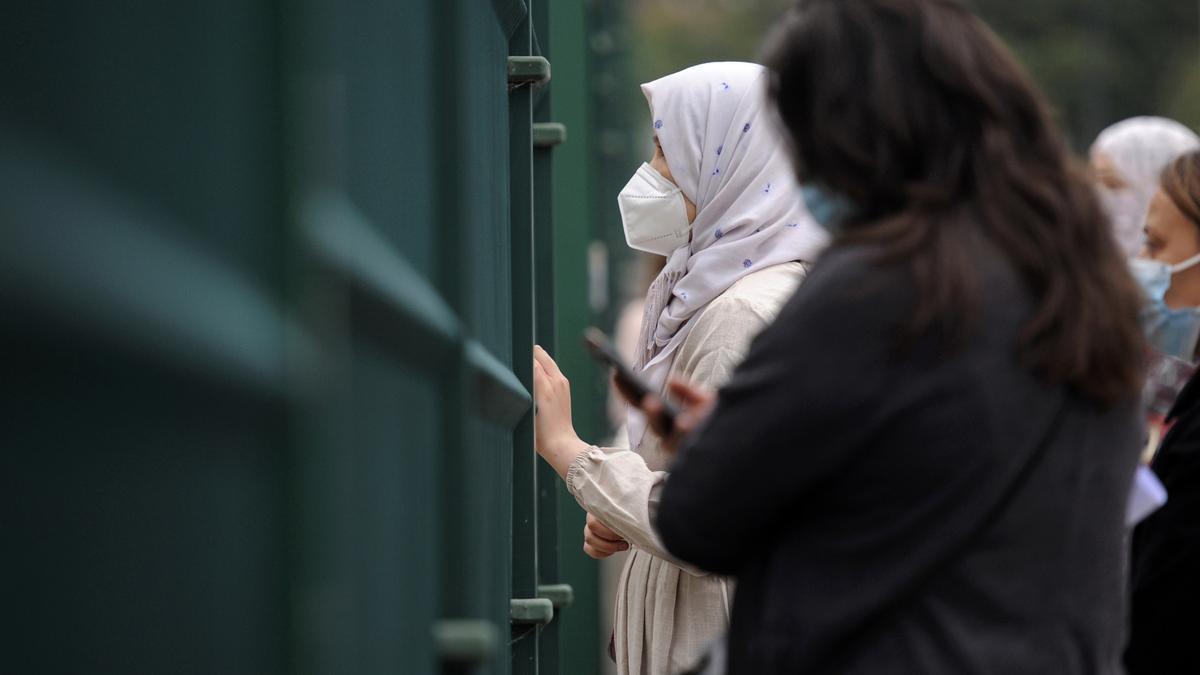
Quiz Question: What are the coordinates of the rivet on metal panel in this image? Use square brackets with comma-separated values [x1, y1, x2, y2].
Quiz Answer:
[510, 597, 555, 625]
[508, 56, 551, 88]
[433, 619, 499, 664]
[537, 584, 575, 609]
[532, 123, 568, 148]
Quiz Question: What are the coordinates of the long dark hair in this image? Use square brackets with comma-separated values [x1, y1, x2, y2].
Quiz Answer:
[764, 0, 1145, 406]
[1162, 151, 1200, 228]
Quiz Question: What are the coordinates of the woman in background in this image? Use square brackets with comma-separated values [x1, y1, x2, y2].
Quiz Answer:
[1128, 152, 1200, 675]
[1127, 154, 1200, 674]
[532, 62, 825, 674]
[1130, 150, 1200, 452]
[1133, 150, 1200, 360]
[1092, 116, 1199, 257]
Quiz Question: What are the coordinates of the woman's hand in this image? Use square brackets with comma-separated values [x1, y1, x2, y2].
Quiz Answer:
[583, 513, 629, 559]
[533, 345, 589, 479]
[616, 376, 717, 456]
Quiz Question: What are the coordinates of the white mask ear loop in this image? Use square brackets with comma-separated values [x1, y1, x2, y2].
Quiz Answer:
[1170, 251, 1200, 274]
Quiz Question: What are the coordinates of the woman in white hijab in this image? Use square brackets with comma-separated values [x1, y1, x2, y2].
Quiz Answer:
[532, 62, 826, 674]
[1092, 116, 1200, 257]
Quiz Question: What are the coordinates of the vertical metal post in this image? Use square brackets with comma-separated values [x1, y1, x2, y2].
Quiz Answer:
[549, 0, 603, 672]
[432, 1, 479, 674]
[532, 0, 562, 672]
[510, 6, 541, 674]
[283, 3, 358, 673]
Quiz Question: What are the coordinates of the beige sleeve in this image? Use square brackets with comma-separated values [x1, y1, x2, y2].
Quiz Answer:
[566, 445, 705, 571]
[566, 294, 776, 573]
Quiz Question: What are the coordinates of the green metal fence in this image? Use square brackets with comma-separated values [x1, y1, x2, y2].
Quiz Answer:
[1, 1, 627, 673]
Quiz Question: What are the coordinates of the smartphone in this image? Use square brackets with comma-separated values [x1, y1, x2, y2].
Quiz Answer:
[582, 327, 680, 432]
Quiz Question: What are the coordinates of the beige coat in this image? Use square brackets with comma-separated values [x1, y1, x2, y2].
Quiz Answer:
[567, 262, 806, 674]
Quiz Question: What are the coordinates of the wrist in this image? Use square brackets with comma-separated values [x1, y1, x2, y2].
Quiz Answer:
[545, 433, 588, 480]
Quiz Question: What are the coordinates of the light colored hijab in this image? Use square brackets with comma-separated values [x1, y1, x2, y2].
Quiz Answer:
[627, 62, 827, 451]
[1092, 116, 1200, 257]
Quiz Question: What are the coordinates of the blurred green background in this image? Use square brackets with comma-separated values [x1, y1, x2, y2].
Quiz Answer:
[626, 0, 1200, 152]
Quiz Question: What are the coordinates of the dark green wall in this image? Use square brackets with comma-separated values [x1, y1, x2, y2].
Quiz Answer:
[1, 1, 618, 673]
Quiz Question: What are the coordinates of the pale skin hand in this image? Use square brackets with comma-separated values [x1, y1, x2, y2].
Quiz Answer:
[583, 513, 629, 559]
[532, 345, 590, 479]
[533, 345, 630, 559]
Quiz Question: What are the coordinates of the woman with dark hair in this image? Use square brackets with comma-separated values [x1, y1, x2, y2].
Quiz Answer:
[627, 0, 1147, 672]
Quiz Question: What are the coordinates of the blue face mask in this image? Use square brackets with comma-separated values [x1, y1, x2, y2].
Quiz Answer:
[801, 183, 857, 235]
[1130, 254, 1200, 361]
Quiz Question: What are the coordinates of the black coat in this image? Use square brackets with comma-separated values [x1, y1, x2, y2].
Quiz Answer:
[656, 243, 1143, 674]
[1126, 370, 1200, 674]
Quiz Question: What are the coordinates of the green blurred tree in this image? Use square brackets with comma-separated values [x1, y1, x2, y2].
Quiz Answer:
[970, 0, 1200, 146]
[628, 0, 1200, 151]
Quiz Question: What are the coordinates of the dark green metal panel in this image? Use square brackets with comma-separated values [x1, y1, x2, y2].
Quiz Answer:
[4, 334, 288, 675]
[0, 1, 284, 291]
[548, 0, 605, 671]
[3, 3, 289, 674]
[452, 0, 516, 641]
[283, 0, 458, 672]
[2, 2, 608, 674]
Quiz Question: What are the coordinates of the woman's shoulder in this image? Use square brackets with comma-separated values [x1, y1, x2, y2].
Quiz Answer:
[677, 263, 807, 366]
[710, 261, 807, 318]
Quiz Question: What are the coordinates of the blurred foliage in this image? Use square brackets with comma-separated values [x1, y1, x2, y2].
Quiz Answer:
[628, 0, 1200, 152]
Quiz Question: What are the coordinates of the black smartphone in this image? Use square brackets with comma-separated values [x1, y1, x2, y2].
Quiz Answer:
[582, 327, 680, 432]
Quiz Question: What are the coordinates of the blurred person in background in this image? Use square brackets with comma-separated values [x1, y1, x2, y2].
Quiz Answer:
[1127, 151, 1200, 674]
[1131, 150, 1200, 362]
[1092, 116, 1200, 258]
[628, 0, 1146, 672]
[1129, 150, 1200, 452]
[531, 62, 827, 674]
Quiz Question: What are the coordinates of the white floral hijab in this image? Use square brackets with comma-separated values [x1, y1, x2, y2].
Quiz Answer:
[627, 62, 827, 451]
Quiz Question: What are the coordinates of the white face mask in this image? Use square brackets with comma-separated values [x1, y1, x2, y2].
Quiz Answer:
[617, 163, 691, 256]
